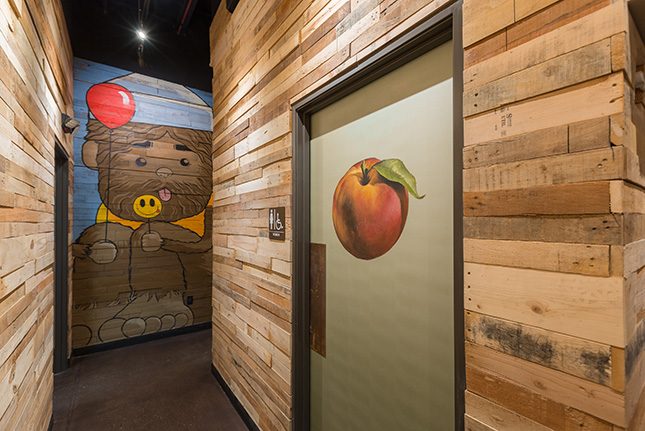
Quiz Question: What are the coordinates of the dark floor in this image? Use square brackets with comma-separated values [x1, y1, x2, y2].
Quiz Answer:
[53, 330, 248, 431]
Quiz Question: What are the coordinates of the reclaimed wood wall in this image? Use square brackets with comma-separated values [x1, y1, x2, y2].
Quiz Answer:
[209, 0, 452, 429]
[0, 0, 74, 429]
[71, 59, 213, 349]
[210, 0, 645, 429]
[462, 0, 645, 429]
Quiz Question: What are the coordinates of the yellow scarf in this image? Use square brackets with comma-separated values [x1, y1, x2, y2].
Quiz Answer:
[95, 196, 213, 237]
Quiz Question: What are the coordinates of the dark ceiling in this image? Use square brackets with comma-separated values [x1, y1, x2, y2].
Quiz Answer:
[62, 0, 221, 91]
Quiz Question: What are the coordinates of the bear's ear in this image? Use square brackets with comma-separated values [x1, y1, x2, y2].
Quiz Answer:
[82, 140, 99, 170]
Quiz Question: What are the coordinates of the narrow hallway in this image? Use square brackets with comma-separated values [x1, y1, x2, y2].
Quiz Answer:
[53, 331, 246, 431]
[2, 0, 645, 430]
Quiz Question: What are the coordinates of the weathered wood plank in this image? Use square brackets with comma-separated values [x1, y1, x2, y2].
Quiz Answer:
[464, 39, 612, 116]
[465, 263, 624, 346]
[465, 413, 495, 431]
[464, 31, 506, 68]
[625, 263, 645, 346]
[462, 0, 514, 48]
[465, 390, 552, 431]
[466, 311, 613, 386]
[464, 238, 610, 276]
[464, 147, 626, 192]
[464, 181, 612, 217]
[610, 181, 645, 214]
[463, 125, 568, 169]
[464, 2, 628, 90]
[467, 365, 617, 430]
[514, 0, 559, 21]
[465, 73, 625, 145]
[467, 342, 625, 426]
[507, 0, 610, 50]
[464, 214, 624, 245]
[569, 116, 611, 152]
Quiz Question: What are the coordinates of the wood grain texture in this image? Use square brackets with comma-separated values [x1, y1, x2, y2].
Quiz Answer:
[463, 0, 513, 48]
[506, 0, 610, 50]
[464, 181, 612, 216]
[467, 365, 619, 430]
[465, 390, 552, 430]
[464, 215, 624, 245]
[0, 0, 73, 428]
[464, 146, 628, 192]
[464, 238, 611, 276]
[464, 2, 628, 90]
[465, 263, 624, 346]
[464, 73, 625, 144]
[309, 243, 325, 357]
[514, 0, 559, 21]
[209, 1, 452, 429]
[465, 311, 614, 386]
[462, 0, 642, 427]
[467, 342, 625, 426]
[462, 125, 569, 169]
[464, 38, 613, 116]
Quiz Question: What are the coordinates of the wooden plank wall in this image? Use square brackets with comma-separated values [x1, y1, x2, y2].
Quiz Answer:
[462, 0, 645, 429]
[71, 59, 213, 349]
[0, 0, 74, 429]
[210, 0, 645, 429]
[209, 0, 453, 429]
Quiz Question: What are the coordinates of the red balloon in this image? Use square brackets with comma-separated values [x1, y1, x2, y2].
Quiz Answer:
[86, 83, 136, 129]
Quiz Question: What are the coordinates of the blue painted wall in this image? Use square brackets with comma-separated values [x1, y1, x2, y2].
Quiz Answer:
[72, 58, 213, 239]
[72, 58, 214, 348]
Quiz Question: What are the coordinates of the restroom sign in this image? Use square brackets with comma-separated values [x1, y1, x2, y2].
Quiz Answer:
[269, 207, 285, 241]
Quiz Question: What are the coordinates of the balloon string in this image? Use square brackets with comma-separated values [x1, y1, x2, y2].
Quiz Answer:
[104, 129, 113, 241]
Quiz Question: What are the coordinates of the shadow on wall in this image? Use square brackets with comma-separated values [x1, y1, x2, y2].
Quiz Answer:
[71, 60, 213, 348]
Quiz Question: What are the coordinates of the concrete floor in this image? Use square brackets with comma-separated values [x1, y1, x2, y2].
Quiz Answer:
[53, 330, 247, 431]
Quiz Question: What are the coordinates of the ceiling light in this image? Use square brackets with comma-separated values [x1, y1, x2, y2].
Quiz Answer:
[136, 29, 147, 40]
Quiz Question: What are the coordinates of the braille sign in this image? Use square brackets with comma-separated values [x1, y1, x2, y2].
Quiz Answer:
[269, 207, 285, 241]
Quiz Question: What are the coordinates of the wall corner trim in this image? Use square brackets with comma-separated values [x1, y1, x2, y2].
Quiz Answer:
[210, 364, 260, 431]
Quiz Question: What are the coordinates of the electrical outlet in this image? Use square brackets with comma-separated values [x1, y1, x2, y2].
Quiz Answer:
[186, 295, 193, 305]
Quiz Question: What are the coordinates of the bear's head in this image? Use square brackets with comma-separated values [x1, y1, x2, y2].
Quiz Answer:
[82, 120, 212, 223]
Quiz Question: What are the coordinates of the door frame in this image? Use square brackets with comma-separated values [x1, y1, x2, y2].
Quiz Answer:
[54, 142, 70, 373]
[291, 2, 464, 430]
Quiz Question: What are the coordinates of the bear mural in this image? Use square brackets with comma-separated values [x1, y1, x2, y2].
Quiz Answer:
[71, 60, 213, 348]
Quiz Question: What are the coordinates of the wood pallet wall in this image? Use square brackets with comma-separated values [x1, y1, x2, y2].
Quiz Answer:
[70, 59, 214, 349]
[462, 0, 645, 429]
[0, 0, 74, 429]
[209, 0, 452, 429]
[210, 0, 645, 430]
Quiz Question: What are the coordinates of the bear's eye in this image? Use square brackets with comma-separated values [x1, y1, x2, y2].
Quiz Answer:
[180, 158, 190, 167]
[149, 199, 155, 207]
[136, 157, 147, 167]
[139, 199, 146, 207]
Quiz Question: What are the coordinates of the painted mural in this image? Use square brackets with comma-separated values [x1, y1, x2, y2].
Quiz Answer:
[332, 158, 424, 260]
[71, 59, 213, 348]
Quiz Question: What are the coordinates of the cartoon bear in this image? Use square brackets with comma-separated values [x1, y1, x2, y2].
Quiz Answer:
[72, 74, 213, 347]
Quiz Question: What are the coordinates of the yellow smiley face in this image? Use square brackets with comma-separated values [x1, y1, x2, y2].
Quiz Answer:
[133, 194, 163, 219]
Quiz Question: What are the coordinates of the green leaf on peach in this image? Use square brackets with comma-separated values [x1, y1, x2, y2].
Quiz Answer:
[373, 159, 425, 199]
